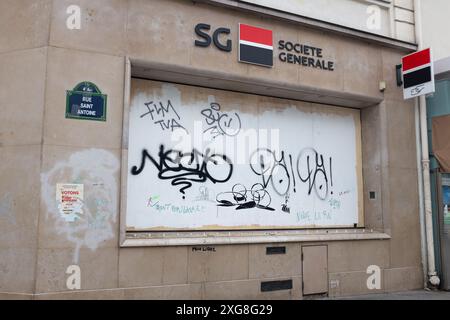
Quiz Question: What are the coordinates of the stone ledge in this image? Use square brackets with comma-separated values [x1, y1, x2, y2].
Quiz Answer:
[122, 230, 391, 247]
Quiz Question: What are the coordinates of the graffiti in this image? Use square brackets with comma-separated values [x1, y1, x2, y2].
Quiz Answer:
[131, 144, 333, 213]
[328, 198, 341, 210]
[194, 186, 215, 202]
[250, 148, 292, 197]
[250, 147, 333, 201]
[281, 193, 291, 213]
[131, 145, 233, 199]
[131, 145, 333, 205]
[314, 210, 332, 220]
[153, 203, 205, 214]
[296, 210, 311, 222]
[216, 183, 275, 211]
[126, 82, 361, 230]
[147, 195, 160, 207]
[171, 205, 205, 214]
[297, 148, 333, 200]
[141, 99, 188, 134]
[296, 209, 332, 222]
[201, 102, 241, 138]
[192, 246, 216, 252]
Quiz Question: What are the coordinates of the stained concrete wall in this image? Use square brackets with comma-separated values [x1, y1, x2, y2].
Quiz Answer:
[0, 0, 423, 299]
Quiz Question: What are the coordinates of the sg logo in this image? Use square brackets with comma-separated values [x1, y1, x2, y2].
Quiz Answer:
[411, 85, 426, 96]
[194, 23, 232, 52]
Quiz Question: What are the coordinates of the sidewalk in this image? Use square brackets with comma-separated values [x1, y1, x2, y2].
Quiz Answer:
[328, 290, 450, 300]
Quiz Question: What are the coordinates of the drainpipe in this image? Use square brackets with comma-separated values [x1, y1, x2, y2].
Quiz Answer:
[414, 0, 440, 288]
[415, 99, 428, 288]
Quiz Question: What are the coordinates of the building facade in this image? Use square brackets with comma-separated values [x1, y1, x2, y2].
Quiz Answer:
[0, 0, 425, 299]
[419, 0, 450, 290]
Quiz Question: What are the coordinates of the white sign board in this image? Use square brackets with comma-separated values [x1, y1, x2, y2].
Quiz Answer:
[126, 79, 363, 231]
[403, 48, 435, 99]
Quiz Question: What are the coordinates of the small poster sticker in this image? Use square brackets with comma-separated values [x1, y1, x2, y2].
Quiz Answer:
[66, 82, 107, 121]
[56, 183, 84, 222]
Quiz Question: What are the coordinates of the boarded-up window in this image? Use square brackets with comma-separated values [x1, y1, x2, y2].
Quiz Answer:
[125, 79, 363, 231]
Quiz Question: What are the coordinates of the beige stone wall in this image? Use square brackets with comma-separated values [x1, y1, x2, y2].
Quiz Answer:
[394, 0, 415, 43]
[0, 0, 52, 297]
[0, 0, 423, 299]
[229, 0, 417, 42]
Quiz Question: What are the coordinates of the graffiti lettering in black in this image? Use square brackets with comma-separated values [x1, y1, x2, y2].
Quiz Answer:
[140, 99, 188, 134]
[297, 148, 332, 200]
[216, 183, 275, 211]
[131, 145, 233, 199]
[250, 148, 292, 197]
[250, 147, 333, 201]
[201, 102, 241, 138]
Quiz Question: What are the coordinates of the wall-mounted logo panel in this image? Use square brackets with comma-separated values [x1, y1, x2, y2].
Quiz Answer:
[402, 48, 435, 100]
[238, 23, 273, 67]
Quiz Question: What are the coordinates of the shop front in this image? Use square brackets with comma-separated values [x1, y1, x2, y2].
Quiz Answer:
[0, 0, 424, 299]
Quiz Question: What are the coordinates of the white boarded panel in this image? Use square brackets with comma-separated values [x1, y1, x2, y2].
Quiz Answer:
[126, 79, 362, 231]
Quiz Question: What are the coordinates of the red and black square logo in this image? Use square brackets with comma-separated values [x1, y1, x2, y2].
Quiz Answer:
[238, 24, 273, 67]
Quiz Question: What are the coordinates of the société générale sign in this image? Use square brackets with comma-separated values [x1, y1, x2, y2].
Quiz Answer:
[194, 22, 335, 71]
